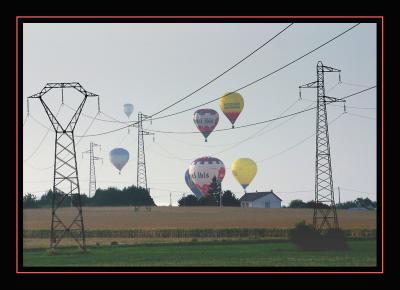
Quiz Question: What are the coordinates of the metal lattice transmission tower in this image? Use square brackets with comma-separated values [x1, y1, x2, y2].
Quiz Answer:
[28, 82, 99, 251]
[299, 61, 345, 232]
[82, 142, 103, 198]
[137, 112, 154, 191]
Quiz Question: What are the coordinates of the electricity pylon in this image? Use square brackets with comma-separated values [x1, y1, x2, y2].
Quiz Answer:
[28, 82, 99, 251]
[137, 112, 154, 192]
[299, 61, 345, 232]
[82, 142, 103, 198]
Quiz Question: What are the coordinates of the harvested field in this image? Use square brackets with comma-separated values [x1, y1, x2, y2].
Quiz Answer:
[24, 206, 376, 230]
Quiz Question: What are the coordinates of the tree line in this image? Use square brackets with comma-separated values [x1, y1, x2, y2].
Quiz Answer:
[23, 185, 155, 208]
[287, 197, 376, 209]
[178, 176, 241, 206]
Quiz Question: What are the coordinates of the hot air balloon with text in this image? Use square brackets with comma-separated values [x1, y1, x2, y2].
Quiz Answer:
[189, 156, 225, 197]
[185, 169, 203, 199]
[231, 158, 257, 192]
[193, 109, 219, 142]
[219, 92, 244, 128]
[110, 148, 129, 174]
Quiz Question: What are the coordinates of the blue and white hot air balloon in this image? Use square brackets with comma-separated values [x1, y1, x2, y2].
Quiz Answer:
[124, 103, 134, 133]
[110, 148, 129, 174]
[123, 103, 134, 119]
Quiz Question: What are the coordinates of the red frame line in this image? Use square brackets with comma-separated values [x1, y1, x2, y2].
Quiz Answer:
[16, 15, 384, 274]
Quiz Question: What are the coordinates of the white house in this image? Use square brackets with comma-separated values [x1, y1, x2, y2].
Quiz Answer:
[239, 191, 282, 208]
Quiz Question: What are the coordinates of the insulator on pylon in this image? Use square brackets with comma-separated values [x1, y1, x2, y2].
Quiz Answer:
[344, 103, 347, 113]
[299, 89, 302, 100]
[339, 73, 342, 83]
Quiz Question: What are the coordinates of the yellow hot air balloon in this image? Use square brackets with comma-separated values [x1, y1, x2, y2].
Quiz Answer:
[219, 92, 244, 128]
[231, 158, 257, 191]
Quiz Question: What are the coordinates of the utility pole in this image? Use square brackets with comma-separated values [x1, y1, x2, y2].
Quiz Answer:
[338, 186, 341, 205]
[169, 192, 172, 207]
[82, 142, 103, 198]
[28, 82, 99, 251]
[137, 112, 154, 192]
[299, 62, 345, 232]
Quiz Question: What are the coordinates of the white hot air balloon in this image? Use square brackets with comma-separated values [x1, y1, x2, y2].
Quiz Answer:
[188, 156, 225, 197]
[110, 148, 129, 174]
[124, 103, 134, 119]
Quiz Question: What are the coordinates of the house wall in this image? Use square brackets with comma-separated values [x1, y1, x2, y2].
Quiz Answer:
[241, 194, 281, 208]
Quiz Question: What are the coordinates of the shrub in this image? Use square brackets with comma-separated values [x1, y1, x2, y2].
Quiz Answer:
[289, 220, 348, 251]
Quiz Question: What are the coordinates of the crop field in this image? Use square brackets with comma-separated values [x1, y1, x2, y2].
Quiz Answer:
[24, 206, 376, 230]
[23, 206, 376, 250]
[23, 239, 377, 267]
[22, 207, 377, 267]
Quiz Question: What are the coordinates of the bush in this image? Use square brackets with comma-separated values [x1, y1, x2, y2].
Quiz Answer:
[289, 220, 348, 251]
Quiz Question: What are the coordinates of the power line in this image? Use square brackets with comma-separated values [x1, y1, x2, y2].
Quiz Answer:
[23, 115, 29, 127]
[23, 104, 63, 162]
[258, 112, 346, 163]
[75, 111, 100, 146]
[221, 80, 342, 155]
[76, 23, 361, 138]
[29, 114, 53, 130]
[341, 81, 371, 88]
[158, 81, 340, 149]
[25, 110, 100, 170]
[212, 100, 307, 155]
[77, 86, 375, 138]
[339, 187, 376, 195]
[302, 98, 376, 110]
[64, 103, 135, 124]
[147, 23, 294, 119]
[25, 86, 376, 172]
[346, 112, 376, 120]
[152, 141, 191, 162]
[144, 106, 316, 134]
[146, 23, 361, 123]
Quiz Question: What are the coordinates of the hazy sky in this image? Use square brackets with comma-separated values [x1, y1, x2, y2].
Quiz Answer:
[22, 22, 377, 206]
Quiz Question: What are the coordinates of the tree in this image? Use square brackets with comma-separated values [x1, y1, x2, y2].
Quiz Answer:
[37, 189, 67, 208]
[221, 190, 240, 206]
[23, 193, 38, 208]
[205, 176, 222, 206]
[289, 199, 307, 208]
[306, 200, 330, 209]
[178, 194, 198, 206]
[90, 185, 156, 206]
[198, 194, 218, 206]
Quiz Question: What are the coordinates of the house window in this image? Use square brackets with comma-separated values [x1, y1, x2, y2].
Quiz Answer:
[265, 201, 270, 208]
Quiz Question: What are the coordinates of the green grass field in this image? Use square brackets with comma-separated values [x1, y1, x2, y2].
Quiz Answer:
[23, 239, 376, 267]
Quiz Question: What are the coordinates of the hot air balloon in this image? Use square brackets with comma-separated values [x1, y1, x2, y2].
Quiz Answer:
[110, 148, 129, 174]
[231, 158, 257, 192]
[189, 156, 225, 197]
[219, 92, 244, 128]
[123, 103, 134, 119]
[193, 109, 219, 142]
[185, 169, 203, 199]
[123, 103, 134, 133]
